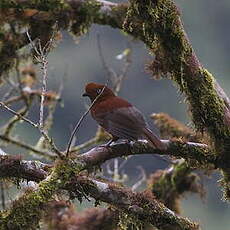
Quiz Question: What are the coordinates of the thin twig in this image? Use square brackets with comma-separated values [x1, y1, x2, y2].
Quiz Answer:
[65, 81, 108, 157]
[4, 95, 23, 105]
[2, 86, 17, 102]
[132, 166, 146, 191]
[39, 58, 48, 129]
[26, 31, 40, 56]
[25, 28, 63, 158]
[15, 57, 24, 98]
[0, 102, 63, 159]
[26, 29, 56, 129]
[114, 43, 132, 94]
[97, 33, 117, 80]
[0, 102, 38, 128]
[39, 130, 63, 159]
[0, 134, 55, 159]
[3, 106, 30, 137]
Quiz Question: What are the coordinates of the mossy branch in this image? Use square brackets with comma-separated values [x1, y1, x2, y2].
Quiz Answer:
[2, 0, 230, 156]
[148, 161, 204, 214]
[0, 153, 199, 230]
[149, 114, 205, 214]
[0, 155, 49, 182]
[2, 1, 230, 150]
[67, 176, 199, 230]
[0, 138, 209, 229]
[123, 0, 230, 157]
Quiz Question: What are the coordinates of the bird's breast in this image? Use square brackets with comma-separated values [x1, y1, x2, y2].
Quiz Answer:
[91, 96, 132, 116]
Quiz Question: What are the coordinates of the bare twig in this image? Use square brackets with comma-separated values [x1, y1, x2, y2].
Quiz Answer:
[24, 29, 64, 158]
[132, 166, 146, 191]
[114, 43, 132, 94]
[26, 26, 57, 129]
[39, 130, 63, 158]
[4, 95, 23, 105]
[0, 134, 55, 159]
[27, 32, 48, 129]
[2, 86, 18, 102]
[106, 159, 128, 183]
[0, 102, 38, 128]
[0, 102, 63, 158]
[15, 58, 24, 98]
[39, 58, 48, 129]
[65, 81, 108, 157]
[97, 33, 117, 80]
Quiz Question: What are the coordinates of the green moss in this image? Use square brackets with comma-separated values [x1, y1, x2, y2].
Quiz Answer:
[118, 212, 143, 230]
[0, 159, 84, 229]
[168, 140, 217, 169]
[123, 0, 230, 161]
[0, 0, 69, 11]
[184, 68, 230, 155]
[70, 0, 102, 36]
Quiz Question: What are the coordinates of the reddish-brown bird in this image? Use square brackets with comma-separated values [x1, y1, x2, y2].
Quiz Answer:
[83, 83, 165, 150]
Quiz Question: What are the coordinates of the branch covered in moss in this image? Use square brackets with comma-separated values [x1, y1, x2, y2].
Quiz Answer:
[123, 0, 230, 158]
[0, 0, 124, 80]
[151, 113, 204, 142]
[0, 155, 50, 182]
[0, 139, 217, 183]
[148, 161, 204, 214]
[0, 138, 209, 229]
[78, 140, 217, 170]
[0, 159, 82, 229]
[66, 175, 199, 230]
[2, 0, 230, 156]
[122, 0, 230, 197]
[149, 114, 205, 214]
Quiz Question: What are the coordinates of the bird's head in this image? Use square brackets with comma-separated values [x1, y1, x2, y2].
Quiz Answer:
[82, 82, 115, 102]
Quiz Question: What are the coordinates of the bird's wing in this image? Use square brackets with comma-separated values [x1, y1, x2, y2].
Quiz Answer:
[95, 106, 147, 140]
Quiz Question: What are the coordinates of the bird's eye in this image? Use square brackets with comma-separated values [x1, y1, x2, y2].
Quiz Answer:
[96, 89, 102, 94]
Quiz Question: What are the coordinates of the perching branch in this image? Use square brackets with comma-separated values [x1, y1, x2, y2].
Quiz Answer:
[67, 175, 199, 230]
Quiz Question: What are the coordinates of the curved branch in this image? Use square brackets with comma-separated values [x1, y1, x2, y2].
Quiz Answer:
[78, 140, 217, 170]
[0, 155, 49, 182]
[2, 0, 230, 157]
[0, 139, 212, 228]
[0, 139, 217, 183]
[67, 176, 199, 230]
[0, 138, 208, 229]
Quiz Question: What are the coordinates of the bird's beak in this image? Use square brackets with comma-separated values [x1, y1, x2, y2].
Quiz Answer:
[82, 93, 89, 97]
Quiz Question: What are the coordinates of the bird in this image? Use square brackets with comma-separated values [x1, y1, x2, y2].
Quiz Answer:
[82, 82, 165, 150]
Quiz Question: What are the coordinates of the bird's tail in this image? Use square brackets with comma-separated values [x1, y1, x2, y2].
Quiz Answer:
[142, 127, 165, 150]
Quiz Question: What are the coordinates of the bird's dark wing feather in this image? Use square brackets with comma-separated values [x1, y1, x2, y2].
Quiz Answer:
[94, 106, 147, 140]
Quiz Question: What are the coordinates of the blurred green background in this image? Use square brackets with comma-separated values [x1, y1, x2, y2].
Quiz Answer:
[1, 0, 230, 229]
